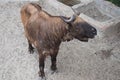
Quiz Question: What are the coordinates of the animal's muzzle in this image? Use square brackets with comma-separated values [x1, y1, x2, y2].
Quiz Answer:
[87, 27, 97, 38]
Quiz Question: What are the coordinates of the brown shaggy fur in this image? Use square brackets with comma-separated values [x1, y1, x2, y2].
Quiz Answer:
[20, 3, 41, 27]
[20, 3, 97, 79]
[26, 11, 69, 49]
[21, 3, 70, 79]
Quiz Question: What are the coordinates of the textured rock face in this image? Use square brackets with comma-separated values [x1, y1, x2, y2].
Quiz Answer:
[57, 0, 80, 6]
[95, 0, 120, 17]
[0, 0, 39, 2]
[0, 1, 120, 80]
[39, 0, 75, 16]
[73, 2, 112, 22]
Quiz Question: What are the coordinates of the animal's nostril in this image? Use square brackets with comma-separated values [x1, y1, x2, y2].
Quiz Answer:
[92, 31, 97, 35]
[91, 28, 95, 31]
[93, 32, 96, 34]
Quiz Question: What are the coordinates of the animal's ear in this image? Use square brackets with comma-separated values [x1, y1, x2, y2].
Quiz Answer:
[60, 15, 76, 23]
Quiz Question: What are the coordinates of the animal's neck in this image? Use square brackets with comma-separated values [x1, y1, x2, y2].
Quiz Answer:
[39, 13, 74, 44]
[62, 25, 75, 42]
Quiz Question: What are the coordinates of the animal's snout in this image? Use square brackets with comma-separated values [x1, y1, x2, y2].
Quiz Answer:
[86, 27, 97, 38]
[91, 27, 97, 35]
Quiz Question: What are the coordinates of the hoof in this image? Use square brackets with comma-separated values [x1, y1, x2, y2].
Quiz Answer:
[51, 66, 57, 71]
[37, 77, 46, 80]
[38, 71, 45, 79]
[51, 69, 58, 74]
[41, 77, 46, 80]
[28, 49, 34, 54]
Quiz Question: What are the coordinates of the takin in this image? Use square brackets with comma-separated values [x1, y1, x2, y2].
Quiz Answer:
[20, 3, 97, 80]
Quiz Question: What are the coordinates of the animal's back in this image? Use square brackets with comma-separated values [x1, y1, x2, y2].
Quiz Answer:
[25, 11, 68, 48]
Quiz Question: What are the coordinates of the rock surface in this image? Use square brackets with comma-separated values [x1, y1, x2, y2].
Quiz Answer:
[0, 1, 120, 80]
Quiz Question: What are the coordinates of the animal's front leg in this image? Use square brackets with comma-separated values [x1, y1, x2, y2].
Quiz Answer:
[50, 49, 58, 73]
[38, 54, 45, 78]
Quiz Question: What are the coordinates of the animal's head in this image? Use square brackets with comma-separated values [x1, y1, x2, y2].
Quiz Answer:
[61, 14, 97, 42]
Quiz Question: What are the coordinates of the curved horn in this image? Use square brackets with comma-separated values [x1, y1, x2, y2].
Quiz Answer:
[61, 15, 76, 23]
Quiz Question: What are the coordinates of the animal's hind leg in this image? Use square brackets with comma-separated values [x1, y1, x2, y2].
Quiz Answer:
[38, 51, 46, 79]
[28, 40, 34, 54]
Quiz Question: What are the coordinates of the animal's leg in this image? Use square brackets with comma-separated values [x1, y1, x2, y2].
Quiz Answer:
[38, 51, 46, 79]
[28, 40, 34, 54]
[50, 50, 58, 72]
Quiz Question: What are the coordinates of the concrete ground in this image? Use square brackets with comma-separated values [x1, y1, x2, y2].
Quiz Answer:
[0, 1, 120, 80]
